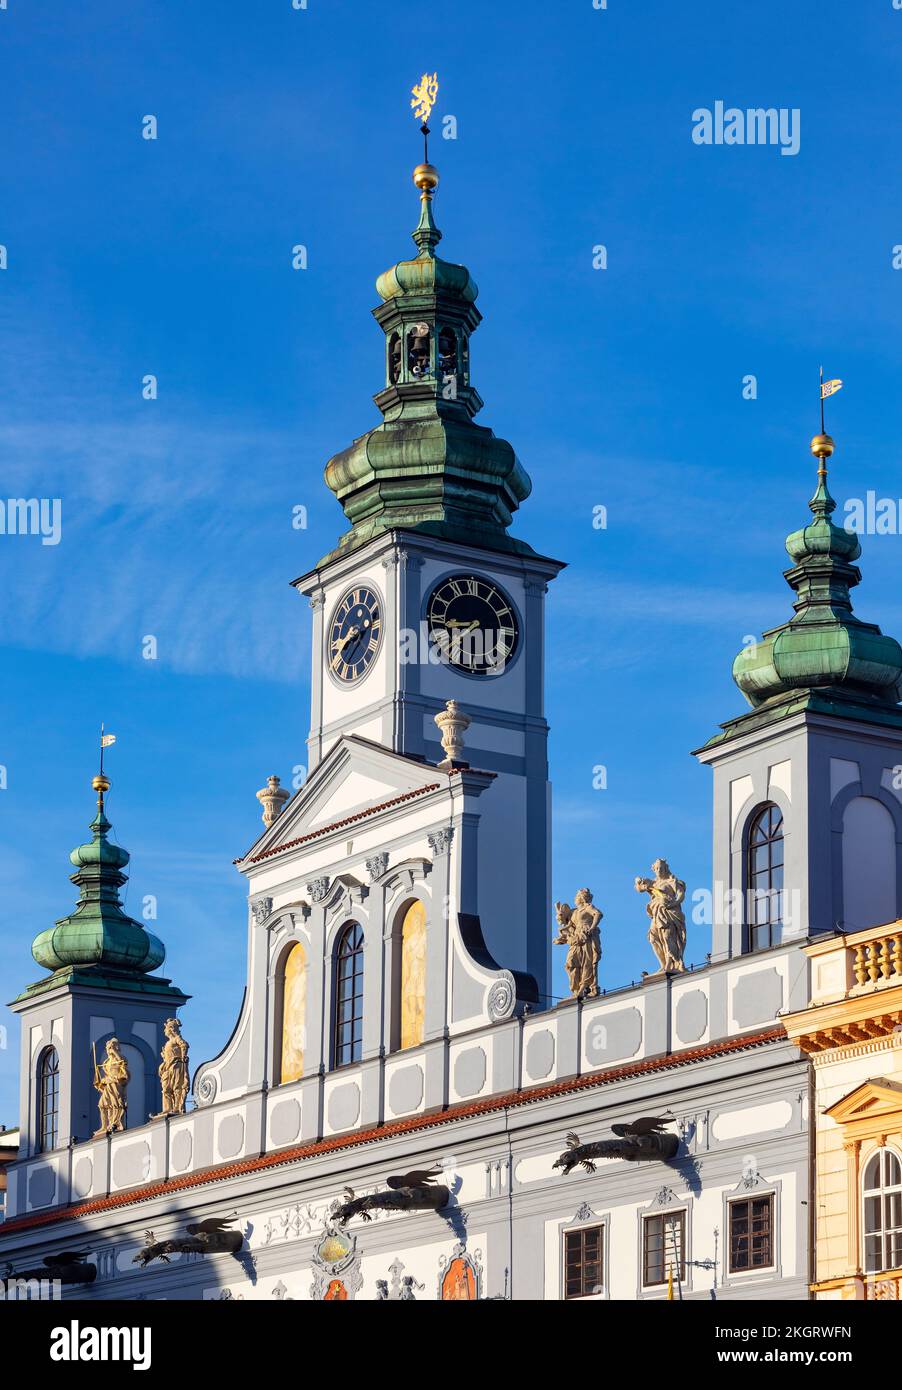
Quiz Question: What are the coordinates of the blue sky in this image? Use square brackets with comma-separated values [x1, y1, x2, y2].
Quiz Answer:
[1, 0, 901, 1122]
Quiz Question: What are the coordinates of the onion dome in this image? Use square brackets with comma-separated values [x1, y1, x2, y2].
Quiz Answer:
[732, 433, 902, 710]
[318, 159, 534, 564]
[30, 776, 166, 975]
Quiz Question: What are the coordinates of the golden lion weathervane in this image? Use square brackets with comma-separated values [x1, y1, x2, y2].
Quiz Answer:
[411, 72, 439, 164]
[411, 72, 438, 125]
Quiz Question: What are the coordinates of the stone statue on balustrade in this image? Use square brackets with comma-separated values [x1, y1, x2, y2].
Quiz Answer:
[634, 858, 687, 975]
[93, 1037, 130, 1136]
[158, 1016, 190, 1115]
[554, 888, 602, 999]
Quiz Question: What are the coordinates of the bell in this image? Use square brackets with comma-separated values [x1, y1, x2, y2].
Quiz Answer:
[408, 322, 431, 377]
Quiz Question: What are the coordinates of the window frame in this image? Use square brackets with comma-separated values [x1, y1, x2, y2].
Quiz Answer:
[641, 1208, 687, 1289]
[332, 922, 365, 1069]
[37, 1046, 60, 1153]
[562, 1222, 605, 1300]
[745, 802, 785, 952]
[862, 1145, 902, 1275]
[727, 1192, 776, 1274]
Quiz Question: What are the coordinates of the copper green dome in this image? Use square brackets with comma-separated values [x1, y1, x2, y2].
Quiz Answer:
[30, 797, 166, 976]
[732, 447, 902, 710]
[316, 166, 535, 564]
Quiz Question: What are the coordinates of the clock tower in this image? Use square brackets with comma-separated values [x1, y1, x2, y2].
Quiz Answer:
[293, 146, 563, 991]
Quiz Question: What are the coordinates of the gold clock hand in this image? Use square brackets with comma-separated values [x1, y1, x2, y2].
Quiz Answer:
[331, 626, 360, 668]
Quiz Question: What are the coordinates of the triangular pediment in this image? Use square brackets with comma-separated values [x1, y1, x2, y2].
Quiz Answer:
[825, 1078, 902, 1126]
[238, 737, 443, 868]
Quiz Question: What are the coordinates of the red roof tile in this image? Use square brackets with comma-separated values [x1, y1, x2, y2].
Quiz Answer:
[0, 1026, 787, 1237]
[246, 783, 442, 864]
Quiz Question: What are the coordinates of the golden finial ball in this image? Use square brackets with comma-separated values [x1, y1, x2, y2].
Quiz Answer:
[810, 432, 835, 459]
[413, 163, 439, 193]
[92, 774, 111, 794]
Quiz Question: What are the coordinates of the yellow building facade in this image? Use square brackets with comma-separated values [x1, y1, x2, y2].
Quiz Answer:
[784, 921, 902, 1299]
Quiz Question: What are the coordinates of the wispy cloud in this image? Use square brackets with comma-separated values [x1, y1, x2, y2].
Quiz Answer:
[0, 414, 326, 680]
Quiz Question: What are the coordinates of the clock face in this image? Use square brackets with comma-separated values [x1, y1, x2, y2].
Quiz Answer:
[427, 574, 519, 675]
[328, 586, 382, 683]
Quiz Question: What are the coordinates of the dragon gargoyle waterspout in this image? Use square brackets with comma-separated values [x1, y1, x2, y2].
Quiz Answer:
[553, 1116, 679, 1174]
[333, 1167, 451, 1224]
[133, 1214, 244, 1267]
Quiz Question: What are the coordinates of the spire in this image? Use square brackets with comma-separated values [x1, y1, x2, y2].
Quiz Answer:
[315, 77, 534, 566]
[29, 761, 166, 979]
[731, 412, 902, 716]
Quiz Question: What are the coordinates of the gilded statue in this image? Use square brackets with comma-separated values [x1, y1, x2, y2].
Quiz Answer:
[634, 859, 687, 974]
[554, 888, 602, 998]
[93, 1037, 130, 1135]
[158, 1017, 190, 1115]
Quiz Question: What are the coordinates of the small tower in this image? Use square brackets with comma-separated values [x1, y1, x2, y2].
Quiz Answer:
[696, 415, 902, 958]
[292, 79, 564, 992]
[7, 767, 188, 1173]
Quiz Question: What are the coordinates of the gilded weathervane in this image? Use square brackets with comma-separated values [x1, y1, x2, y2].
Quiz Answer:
[410, 71, 438, 125]
[411, 71, 439, 168]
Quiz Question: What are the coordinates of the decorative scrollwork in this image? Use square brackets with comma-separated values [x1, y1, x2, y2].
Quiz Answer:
[307, 877, 330, 903]
[194, 1072, 218, 1107]
[486, 972, 516, 1023]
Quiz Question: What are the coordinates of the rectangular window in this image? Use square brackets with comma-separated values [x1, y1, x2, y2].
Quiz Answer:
[563, 1224, 604, 1299]
[642, 1211, 685, 1287]
[729, 1194, 775, 1272]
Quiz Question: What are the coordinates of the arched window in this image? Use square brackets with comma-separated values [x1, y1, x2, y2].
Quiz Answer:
[388, 331, 402, 386]
[38, 1047, 59, 1152]
[437, 326, 457, 378]
[279, 941, 307, 1084]
[863, 1148, 902, 1273]
[333, 923, 364, 1067]
[407, 323, 430, 378]
[399, 900, 427, 1050]
[746, 804, 784, 951]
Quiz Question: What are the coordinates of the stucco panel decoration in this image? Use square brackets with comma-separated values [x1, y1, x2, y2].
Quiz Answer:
[73, 1156, 94, 1198]
[270, 1098, 302, 1147]
[194, 1070, 218, 1107]
[388, 1063, 425, 1116]
[171, 1128, 193, 1173]
[263, 1202, 325, 1245]
[438, 1242, 483, 1300]
[327, 1081, 361, 1131]
[732, 968, 783, 1028]
[27, 1164, 56, 1209]
[584, 1006, 643, 1066]
[217, 1113, 245, 1160]
[309, 1222, 363, 1301]
[675, 989, 708, 1045]
[251, 896, 273, 926]
[525, 1028, 555, 1080]
[711, 1101, 794, 1143]
[113, 1141, 152, 1189]
[486, 971, 517, 1023]
[453, 1046, 487, 1098]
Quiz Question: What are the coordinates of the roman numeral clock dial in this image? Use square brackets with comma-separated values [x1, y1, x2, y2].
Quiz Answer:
[328, 586, 382, 683]
[427, 574, 520, 674]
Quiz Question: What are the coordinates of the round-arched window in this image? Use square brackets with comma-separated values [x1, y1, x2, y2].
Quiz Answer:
[746, 803, 784, 951]
[863, 1147, 902, 1273]
[333, 924, 364, 1067]
[38, 1047, 59, 1152]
